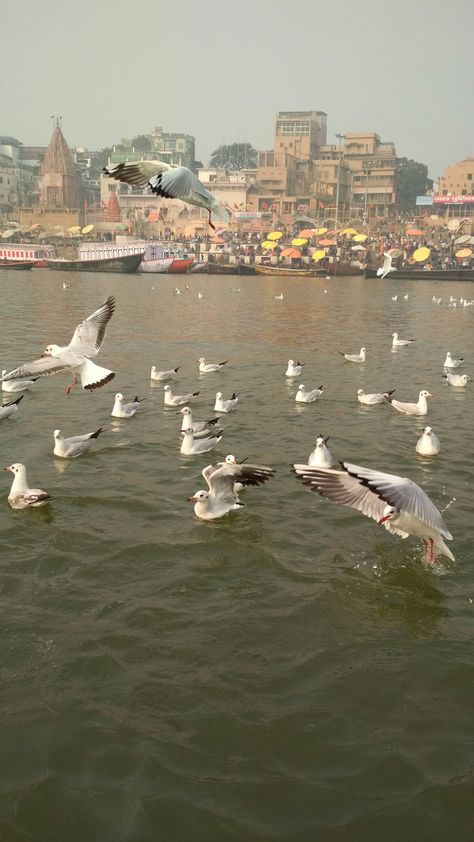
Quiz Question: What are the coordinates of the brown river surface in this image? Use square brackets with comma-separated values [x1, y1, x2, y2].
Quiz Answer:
[0, 268, 473, 841]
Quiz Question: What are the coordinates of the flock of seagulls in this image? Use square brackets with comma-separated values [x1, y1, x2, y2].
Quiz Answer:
[1, 280, 471, 567]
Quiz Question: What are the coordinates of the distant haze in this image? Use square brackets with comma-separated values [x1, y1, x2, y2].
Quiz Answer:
[3, 0, 473, 180]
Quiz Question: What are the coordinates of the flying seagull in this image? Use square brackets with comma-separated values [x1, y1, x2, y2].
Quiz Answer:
[102, 160, 229, 229]
[1, 297, 116, 394]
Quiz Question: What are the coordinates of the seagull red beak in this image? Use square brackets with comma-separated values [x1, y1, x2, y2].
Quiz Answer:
[378, 514, 391, 524]
[187, 496, 198, 502]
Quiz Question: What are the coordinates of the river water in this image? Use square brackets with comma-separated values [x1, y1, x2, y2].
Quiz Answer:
[0, 269, 473, 841]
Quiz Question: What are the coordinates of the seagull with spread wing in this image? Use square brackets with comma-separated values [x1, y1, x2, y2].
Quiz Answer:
[1, 297, 116, 395]
[102, 160, 230, 230]
[292, 461, 454, 563]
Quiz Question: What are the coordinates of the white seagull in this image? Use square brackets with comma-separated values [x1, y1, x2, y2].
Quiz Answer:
[180, 426, 223, 456]
[308, 435, 333, 468]
[377, 252, 396, 279]
[444, 352, 464, 368]
[53, 427, 104, 458]
[385, 389, 432, 416]
[339, 347, 370, 363]
[416, 426, 440, 456]
[391, 295, 398, 302]
[4, 463, 52, 509]
[443, 370, 471, 387]
[295, 384, 324, 403]
[1, 369, 39, 392]
[164, 384, 200, 406]
[285, 360, 304, 377]
[102, 160, 229, 230]
[292, 461, 454, 563]
[202, 455, 250, 495]
[274, 293, 284, 300]
[198, 357, 228, 373]
[1, 296, 116, 395]
[392, 332, 416, 347]
[111, 393, 145, 418]
[0, 395, 24, 419]
[214, 391, 239, 412]
[179, 406, 220, 439]
[357, 388, 395, 405]
[188, 462, 275, 520]
[150, 365, 180, 381]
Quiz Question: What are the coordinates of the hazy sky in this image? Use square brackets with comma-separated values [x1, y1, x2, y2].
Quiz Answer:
[3, 0, 473, 180]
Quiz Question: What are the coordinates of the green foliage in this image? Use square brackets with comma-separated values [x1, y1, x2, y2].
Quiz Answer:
[210, 143, 257, 170]
[131, 135, 152, 152]
[395, 158, 433, 209]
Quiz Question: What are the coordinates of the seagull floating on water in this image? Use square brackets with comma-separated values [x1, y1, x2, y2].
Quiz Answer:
[285, 360, 304, 377]
[357, 388, 395, 405]
[274, 293, 284, 300]
[150, 365, 180, 381]
[292, 460, 454, 563]
[164, 384, 200, 406]
[443, 370, 471, 387]
[377, 252, 396, 279]
[1, 296, 116, 395]
[198, 357, 228, 373]
[111, 393, 145, 418]
[391, 295, 398, 302]
[339, 347, 370, 363]
[180, 426, 223, 455]
[295, 384, 324, 403]
[1, 369, 39, 392]
[416, 426, 440, 456]
[392, 332, 416, 347]
[179, 406, 220, 439]
[0, 395, 24, 419]
[4, 463, 52, 509]
[444, 351, 464, 368]
[188, 462, 275, 520]
[385, 389, 432, 416]
[214, 391, 239, 412]
[308, 435, 332, 467]
[202, 455, 249, 495]
[102, 160, 229, 229]
[53, 427, 104, 458]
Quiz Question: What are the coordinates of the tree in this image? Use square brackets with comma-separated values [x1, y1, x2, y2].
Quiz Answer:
[395, 158, 433, 210]
[210, 142, 258, 170]
[131, 134, 152, 153]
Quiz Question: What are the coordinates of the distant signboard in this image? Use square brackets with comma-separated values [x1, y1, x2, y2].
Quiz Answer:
[416, 195, 433, 206]
[234, 212, 263, 219]
[433, 195, 474, 204]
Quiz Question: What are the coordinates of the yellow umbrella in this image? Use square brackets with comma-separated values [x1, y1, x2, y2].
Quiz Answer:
[316, 227, 328, 235]
[353, 233, 367, 242]
[342, 227, 358, 236]
[69, 225, 81, 234]
[292, 237, 307, 246]
[455, 248, 472, 258]
[1, 229, 16, 239]
[82, 224, 95, 235]
[311, 249, 326, 261]
[261, 241, 275, 250]
[267, 231, 283, 241]
[412, 246, 430, 262]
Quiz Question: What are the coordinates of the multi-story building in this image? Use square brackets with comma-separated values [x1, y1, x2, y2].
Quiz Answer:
[342, 133, 396, 216]
[274, 111, 327, 160]
[197, 169, 250, 213]
[113, 127, 196, 171]
[0, 136, 38, 210]
[437, 157, 474, 197]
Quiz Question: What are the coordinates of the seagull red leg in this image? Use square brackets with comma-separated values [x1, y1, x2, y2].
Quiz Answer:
[422, 538, 428, 560]
[65, 375, 78, 396]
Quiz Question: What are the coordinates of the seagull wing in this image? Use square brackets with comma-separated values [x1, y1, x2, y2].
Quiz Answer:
[342, 462, 452, 539]
[1, 355, 73, 381]
[209, 463, 275, 504]
[148, 167, 229, 220]
[293, 463, 390, 525]
[102, 160, 172, 188]
[202, 463, 218, 489]
[68, 296, 115, 357]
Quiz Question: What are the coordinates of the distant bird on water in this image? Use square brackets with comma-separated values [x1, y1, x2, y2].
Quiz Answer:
[102, 160, 229, 229]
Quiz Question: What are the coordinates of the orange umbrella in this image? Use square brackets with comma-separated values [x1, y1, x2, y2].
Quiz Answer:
[281, 247, 301, 258]
[318, 238, 336, 247]
[406, 228, 422, 236]
[298, 228, 317, 238]
[210, 235, 225, 244]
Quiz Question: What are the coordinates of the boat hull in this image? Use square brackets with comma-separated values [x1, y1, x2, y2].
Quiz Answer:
[45, 253, 144, 273]
[138, 257, 174, 273]
[0, 260, 36, 270]
[364, 267, 474, 281]
[207, 262, 256, 275]
[168, 258, 194, 273]
[255, 265, 320, 277]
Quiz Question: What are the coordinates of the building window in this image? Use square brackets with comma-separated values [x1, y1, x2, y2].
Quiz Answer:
[467, 173, 472, 180]
[461, 189, 467, 195]
[0, 177, 3, 183]
[443, 190, 448, 195]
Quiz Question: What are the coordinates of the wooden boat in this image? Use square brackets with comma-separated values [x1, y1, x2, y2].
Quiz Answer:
[0, 260, 36, 270]
[255, 265, 320, 277]
[169, 258, 194, 273]
[207, 262, 256, 275]
[327, 262, 363, 276]
[138, 257, 174, 273]
[45, 252, 144, 273]
[189, 261, 207, 273]
[364, 267, 474, 281]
